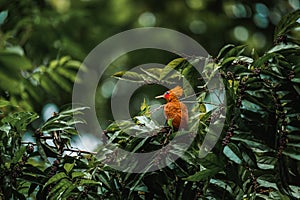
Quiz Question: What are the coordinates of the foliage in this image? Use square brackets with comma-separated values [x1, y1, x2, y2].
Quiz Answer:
[106, 10, 300, 199]
[0, 0, 297, 125]
[0, 6, 300, 200]
[0, 48, 81, 113]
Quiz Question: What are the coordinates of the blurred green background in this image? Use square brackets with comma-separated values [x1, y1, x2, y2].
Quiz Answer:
[2, 0, 299, 61]
[0, 0, 299, 127]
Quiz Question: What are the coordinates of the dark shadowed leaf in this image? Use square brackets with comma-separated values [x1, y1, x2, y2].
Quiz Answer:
[223, 143, 242, 164]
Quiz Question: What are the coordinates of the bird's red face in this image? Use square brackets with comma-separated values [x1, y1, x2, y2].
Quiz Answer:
[164, 91, 170, 100]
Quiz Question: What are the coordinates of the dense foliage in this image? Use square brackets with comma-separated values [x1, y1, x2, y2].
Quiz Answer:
[0, 8, 299, 199]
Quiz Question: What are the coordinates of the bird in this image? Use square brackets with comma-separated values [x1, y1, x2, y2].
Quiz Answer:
[155, 86, 188, 130]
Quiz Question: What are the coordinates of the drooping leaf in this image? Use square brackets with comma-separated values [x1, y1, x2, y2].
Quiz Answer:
[223, 143, 242, 164]
[184, 167, 221, 181]
[159, 58, 186, 80]
[64, 162, 75, 173]
[0, 99, 11, 108]
[112, 71, 145, 83]
[11, 146, 27, 164]
[274, 10, 300, 41]
[44, 172, 68, 188]
[0, 10, 8, 25]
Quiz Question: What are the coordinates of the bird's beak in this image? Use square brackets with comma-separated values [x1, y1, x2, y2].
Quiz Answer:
[155, 95, 164, 99]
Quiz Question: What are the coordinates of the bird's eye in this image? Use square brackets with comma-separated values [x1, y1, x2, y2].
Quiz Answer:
[164, 91, 170, 99]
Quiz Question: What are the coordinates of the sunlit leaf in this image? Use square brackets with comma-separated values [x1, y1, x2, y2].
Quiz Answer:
[64, 162, 75, 173]
[0, 10, 8, 25]
[112, 71, 145, 82]
[44, 172, 68, 188]
[0, 99, 10, 108]
[11, 146, 26, 164]
[223, 143, 242, 164]
[184, 167, 221, 181]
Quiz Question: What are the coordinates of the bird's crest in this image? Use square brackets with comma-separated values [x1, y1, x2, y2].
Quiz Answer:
[170, 86, 183, 97]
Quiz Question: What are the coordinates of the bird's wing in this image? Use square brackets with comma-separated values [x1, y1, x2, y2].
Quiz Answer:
[164, 102, 188, 129]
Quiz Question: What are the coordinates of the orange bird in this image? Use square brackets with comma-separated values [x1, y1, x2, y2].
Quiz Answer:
[155, 86, 188, 130]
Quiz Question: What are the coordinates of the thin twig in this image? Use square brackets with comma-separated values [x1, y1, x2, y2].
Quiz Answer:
[21, 141, 37, 145]
[150, 104, 165, 114]
[39, 136, 53, 140]
[64, 148, 97, 155]
[182, 101, 221, 106]
[21, 141, 97, 155]
[179, 91, 202, 101]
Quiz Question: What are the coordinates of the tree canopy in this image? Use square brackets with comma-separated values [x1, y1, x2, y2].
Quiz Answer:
[0, 1, 300, 199]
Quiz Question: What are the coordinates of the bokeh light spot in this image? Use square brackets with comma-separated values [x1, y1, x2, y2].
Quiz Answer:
[233, 26, 249, 41]
[138, 12, 156, 27]
[254, 14, 269, 28]
[189, 20, 207, 34]
[255, 3, 269, 17]
[49, 0, 70, 13]
[289, 0, 300, 10]
[232, 3, 247, 18]
[252, 32, 267, 49]
[186, 0, 205, 10]
[270, 11, 282, 25]
[101, 79, 116, 98]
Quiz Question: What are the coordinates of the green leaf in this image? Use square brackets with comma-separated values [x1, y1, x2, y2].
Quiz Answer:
[0, 99, 11, 108]
[64, 162, 75, 173]
[71, 171, 85, 179]
[0, 123, 11, 135]
[59, 106, 89, 115]
[230, 64, 252, 75]
[184, 167, 221, 181]
[44, 172, 68, 188]
[61, 184, 76, 198]
[40, 73, 61, 98]
[223, 143, 242, 164]
[220, 45, 247, 64]
[159, 57, 186, 80]
[11, 146, 27, 163]
[48, 178, 72, 200]
[0, 72, 21, 93]
[291, 78, 300, 83]
[47, 69, 72, 92]
[19, 174, 42, 185]
[217, 44, 235, 60]
[274, 10, 300, 40]
[257, 156, 276, 170]
[140, 98, 150, 116]
[96, 172, 111, 189]
[0, 10, 8, 25]
[200, 153, 224, 169]
[112, 71, 145, 82]
[282, 150, 300, 161]
[11, 189, 26, 200]
[79, 179, 101, 186]
[239, 143, 257, 168]
[135, 116, 159, 129]
[167, 118, 173, 128]
[253, 53, 280, 68]
[1, 112, 39, 133]
[257, 174, 278, 190]
[210, 179, 233, 194]
[268, 44, 300, 54]
[23, 165, 46, 177]
[140, 67, 160, 80]
[131, 137, 151, 153]
[0, 51, 32, 70]
[28, 183, 38, 196]
[36, 139, 50, 163]
[57, 67, 78, 82]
